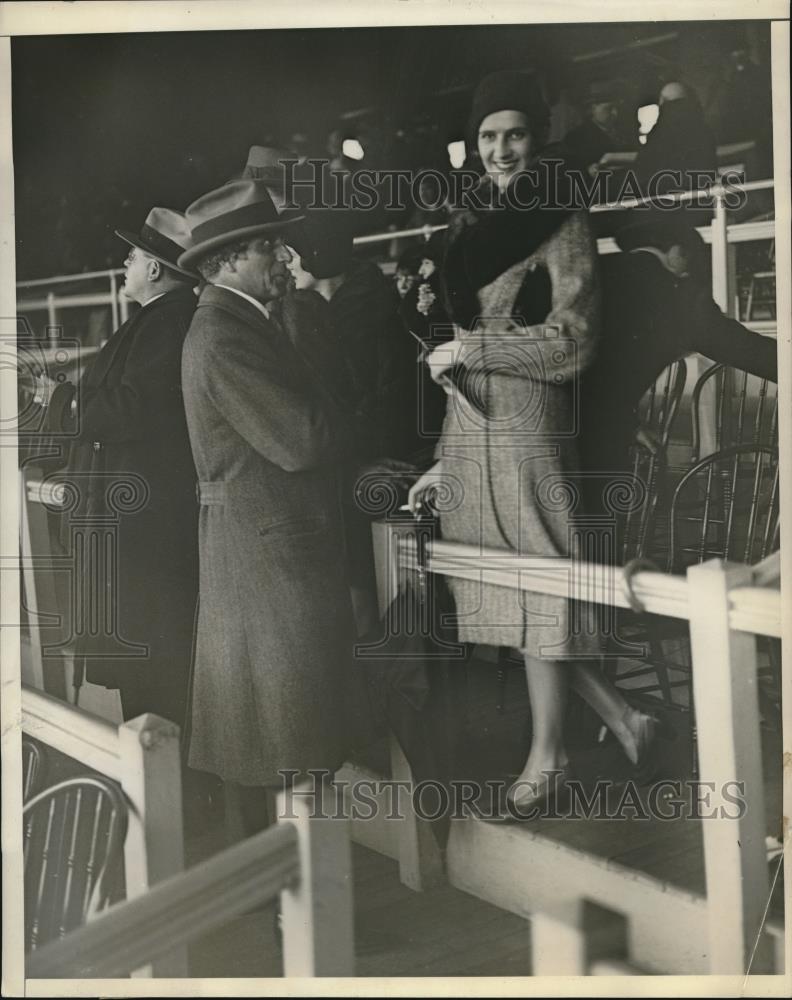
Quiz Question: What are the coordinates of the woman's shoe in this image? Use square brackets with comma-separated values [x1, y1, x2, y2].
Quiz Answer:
[505, 765, 574, 820]
[622, 708, 675, 784]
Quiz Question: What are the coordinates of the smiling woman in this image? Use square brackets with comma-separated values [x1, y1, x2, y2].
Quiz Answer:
[410, 69, 659, 812]
[477, 110, 536, 188]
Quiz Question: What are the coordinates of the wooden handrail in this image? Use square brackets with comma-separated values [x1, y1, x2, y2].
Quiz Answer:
[728, 585, 782, 638]
[26, 824, 300, 979]
[21, 686, 121, 781]
[393, 534, 781, 639]
[20, 686, 187, 976]
[749, 549, 781, 584]
[17, 267, 124, 288]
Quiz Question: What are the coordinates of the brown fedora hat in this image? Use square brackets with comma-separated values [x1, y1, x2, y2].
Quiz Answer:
[179, 179, 303, 269]
[116, 207, 198, 278]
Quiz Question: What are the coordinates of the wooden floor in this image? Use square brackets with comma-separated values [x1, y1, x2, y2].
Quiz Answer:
[181, 721, 537, 979]
[24, 643, 784, 976]
[187, 843, 533, 978]
[181, 649, 784, 977]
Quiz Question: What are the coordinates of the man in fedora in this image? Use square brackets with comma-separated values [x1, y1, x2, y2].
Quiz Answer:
[179, 179, 355, 835]
[34, 208, 200, 728]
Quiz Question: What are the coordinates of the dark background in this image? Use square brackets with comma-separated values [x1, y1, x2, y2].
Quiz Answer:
[12, 20, 772, 277]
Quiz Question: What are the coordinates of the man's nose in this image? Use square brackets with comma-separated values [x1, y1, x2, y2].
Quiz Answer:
[277, 244, 293, 263]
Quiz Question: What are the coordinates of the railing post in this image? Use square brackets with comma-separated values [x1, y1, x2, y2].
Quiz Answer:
[117, 712, 187, 977]
[686, 559, 772, 974]
[109, 271, 120, 330]
[46, 292, 57, 341]
[278, 782, 355, 977]
[531, 898, 629, 975]
[389, 733, 445, 891]
[711, 193, 731, 314]
[371, 518, 404, 617]
[370, 520, 446, 890]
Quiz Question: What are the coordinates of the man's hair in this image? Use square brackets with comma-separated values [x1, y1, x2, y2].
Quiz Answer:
[196, 238, 258, 281]
[161, 265, 197, 287]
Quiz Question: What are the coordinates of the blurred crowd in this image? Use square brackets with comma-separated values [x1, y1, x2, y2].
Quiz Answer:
[15, 43, 773, 282]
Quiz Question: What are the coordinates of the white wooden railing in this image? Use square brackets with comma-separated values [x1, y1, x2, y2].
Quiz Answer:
[371, 520, 784, 976]
[25, 783, 354, 980]
[531, 897, 785, 976]
[20, 686, 186, 977]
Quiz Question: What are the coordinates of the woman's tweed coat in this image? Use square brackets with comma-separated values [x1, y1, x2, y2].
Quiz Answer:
[181, 285, 355, 786]
[438, 209, 602, 657]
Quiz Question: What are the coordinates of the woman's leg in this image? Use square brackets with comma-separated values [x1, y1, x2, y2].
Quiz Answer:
[513, 652, 570, 784]
[569, 660, 647, 764]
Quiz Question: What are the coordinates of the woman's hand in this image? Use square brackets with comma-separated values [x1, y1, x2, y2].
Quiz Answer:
[407, 460, 444, 514]
[425, 338, 464, 384]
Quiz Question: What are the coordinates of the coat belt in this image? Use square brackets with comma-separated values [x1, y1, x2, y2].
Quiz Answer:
[196, 481, 227, 506]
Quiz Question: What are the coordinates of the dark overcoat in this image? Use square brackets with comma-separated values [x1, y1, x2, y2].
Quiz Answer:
[579, 250, 779, 486]
[44, 288, 199, 722]
[181, 285, 355, 787]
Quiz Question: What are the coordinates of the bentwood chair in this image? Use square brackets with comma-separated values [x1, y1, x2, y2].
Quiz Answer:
[24, 775, 128, 954]
[595, 360, 688, 710]
[639, 358, 688, 452]
[691, 362, 779, 464]
[22, 736, 46, 803]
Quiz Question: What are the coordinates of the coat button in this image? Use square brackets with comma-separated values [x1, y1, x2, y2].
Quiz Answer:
[92, 441, 102, 452]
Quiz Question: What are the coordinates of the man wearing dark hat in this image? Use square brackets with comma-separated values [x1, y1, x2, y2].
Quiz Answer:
[179, 180, 355, 833]
[579, 213, 777, 485]
[34, 208, 199, 727]
[559, 79, 630, 176]
[634, 81, 717, 211]
[278, 208, 421, 637]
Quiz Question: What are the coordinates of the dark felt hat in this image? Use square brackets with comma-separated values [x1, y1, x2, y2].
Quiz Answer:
[115, 207, 198, 278]
[584, 79, 625, 106]
[614, 210, 704, 253]
[467, 70, 550, 143]
[287, 210, 355, 280]
[179, 179, 303, 269]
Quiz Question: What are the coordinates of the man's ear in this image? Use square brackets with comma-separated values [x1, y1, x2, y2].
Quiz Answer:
[147, 258, 162, 282]
[665, 244, 690, 278]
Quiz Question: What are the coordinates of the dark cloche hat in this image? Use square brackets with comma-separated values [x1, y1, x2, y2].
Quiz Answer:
[467, 70, 550, 143]
[288, 210, 355, 280]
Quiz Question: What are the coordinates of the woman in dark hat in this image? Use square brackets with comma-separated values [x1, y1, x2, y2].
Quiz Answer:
[409, 70, 660, 812]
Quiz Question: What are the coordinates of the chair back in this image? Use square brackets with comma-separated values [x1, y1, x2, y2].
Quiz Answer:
[691, 363, 778, 463]
[22, 736, 45, 803]
[668, 444, 779, 572]
[638, 358, 687, 449]
[619, 440, 666, 564]
[24, 775, 128, 953]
